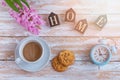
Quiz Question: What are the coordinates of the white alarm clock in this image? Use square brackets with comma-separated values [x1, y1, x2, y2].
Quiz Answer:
[90, 39, 117, 66]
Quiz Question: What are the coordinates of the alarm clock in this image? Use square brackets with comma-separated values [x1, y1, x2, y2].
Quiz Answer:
[90, 39, 117, 66]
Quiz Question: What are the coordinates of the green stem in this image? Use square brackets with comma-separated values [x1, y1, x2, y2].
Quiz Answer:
[5, 0, 30, 12]
[5, 0, 19, 12]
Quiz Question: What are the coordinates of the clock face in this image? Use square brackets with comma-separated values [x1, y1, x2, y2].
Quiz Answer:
[93, 46, 109, 63]
[90, 45, 111, 66]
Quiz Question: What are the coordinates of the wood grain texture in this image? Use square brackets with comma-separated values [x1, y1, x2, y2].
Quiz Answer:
[0, 0, 120, 36]
[0, 37, 120, 61]
[0, 0, 120, 80]
[1, 61, 120, 80]
[27, 0, 120, 14]
[1, 0, 120, 14]
[0, 36, 120, 79]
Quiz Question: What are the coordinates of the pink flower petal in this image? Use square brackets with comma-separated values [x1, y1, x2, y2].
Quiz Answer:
[4, 1, 45, 35]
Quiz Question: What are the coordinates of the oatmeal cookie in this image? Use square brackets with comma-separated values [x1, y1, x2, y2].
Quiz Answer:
[52, 56, 68, 72]
[58, 50, 75, 66]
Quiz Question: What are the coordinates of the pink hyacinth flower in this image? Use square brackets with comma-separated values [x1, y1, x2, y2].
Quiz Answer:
[2, 0, 45, 35]
[1, 0, 6, 6]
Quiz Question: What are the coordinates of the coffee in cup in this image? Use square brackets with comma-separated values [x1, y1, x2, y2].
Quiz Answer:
[23, 42, 42, 62]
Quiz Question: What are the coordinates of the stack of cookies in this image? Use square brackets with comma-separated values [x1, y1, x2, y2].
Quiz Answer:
[52, 50, 75, 72]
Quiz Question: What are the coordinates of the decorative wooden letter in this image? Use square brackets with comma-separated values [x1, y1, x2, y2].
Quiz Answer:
[65, 8, 76, 22]
[48, 12, 60, 27]
[95, 15, 107, 29]
[75, 19, 88, 33]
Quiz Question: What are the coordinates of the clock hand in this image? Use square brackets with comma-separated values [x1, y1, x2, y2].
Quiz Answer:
[102, 54, 108, 60]
[98, 49, 102, 55]
[100, 50, 107, 56]
[99, 48, 104, 54]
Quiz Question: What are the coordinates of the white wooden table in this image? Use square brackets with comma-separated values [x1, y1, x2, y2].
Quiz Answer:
[0, 0, 120, 80]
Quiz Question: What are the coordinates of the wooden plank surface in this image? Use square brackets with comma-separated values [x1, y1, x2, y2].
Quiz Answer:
[0, 37, 120, 80]
[1, 0, 120, 80]
[1, 0, 120, 14]
[1, 14, 120, 37]
[0, 0, 120, 36]
[0, 37, 120, 61]
[1, 61, 120, 80]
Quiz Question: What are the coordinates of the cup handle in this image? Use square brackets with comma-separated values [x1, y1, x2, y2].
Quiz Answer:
[15, 58, 22, 64]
